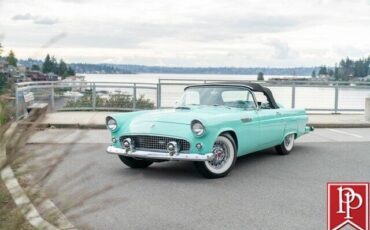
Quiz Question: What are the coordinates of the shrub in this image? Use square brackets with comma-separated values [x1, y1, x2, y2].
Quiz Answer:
[64, 92, 154, 110]
[0, 74, 14, 125]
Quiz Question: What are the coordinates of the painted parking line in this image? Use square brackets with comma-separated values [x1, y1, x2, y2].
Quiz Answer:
[327, 129, 363, 138]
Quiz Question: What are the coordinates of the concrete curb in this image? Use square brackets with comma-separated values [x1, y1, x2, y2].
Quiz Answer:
[0, 122, 76, 230]
[21, 122, 370, 129]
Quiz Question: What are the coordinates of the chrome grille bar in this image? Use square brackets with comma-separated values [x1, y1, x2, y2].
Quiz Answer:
[120, 135, 190, 152]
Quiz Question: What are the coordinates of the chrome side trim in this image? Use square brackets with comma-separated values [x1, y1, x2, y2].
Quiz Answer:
[106, 146, 214, 162]
[241, 117, 252, 123]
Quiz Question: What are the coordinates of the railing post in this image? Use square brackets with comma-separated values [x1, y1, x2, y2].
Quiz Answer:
[334, 83, 339, 114]
[92, 83, 96, 111]
[51, 83, 55, 111]
[157, 83, 161, 109]
[291, 83, 296, 108]
[15, 84, 19, 119]
[133, 83, 137, 111]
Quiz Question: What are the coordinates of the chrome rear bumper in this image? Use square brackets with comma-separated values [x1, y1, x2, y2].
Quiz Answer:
[106, 146, 214, 162]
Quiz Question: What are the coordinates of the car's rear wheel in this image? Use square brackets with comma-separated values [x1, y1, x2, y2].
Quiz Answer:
[275, 133, 295, 155]
[194, 135, 237, 179]
[118, 155, 153, 168]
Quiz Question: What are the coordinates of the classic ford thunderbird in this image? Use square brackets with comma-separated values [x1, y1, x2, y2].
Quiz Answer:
[106, 82, 313, 178]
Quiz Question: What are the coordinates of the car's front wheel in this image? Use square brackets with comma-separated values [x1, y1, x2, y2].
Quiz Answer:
[118, 155, 153, 168]
[194, 135, 237, 179]
[275, 133, 295, 155]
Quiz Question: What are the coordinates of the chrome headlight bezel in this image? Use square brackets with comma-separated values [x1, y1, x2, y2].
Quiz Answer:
[106, 117, 118, 131]
[191, 120, 205, 136]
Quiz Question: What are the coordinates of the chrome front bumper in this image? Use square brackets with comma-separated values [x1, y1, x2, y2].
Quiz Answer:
[106, 146, 214, 162]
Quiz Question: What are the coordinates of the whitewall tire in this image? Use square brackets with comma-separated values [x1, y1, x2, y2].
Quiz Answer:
[194, 135, 237, 178]
[275, 133, 295, 155]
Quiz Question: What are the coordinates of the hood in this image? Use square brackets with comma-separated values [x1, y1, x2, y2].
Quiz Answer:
[130, 106, 241, 125]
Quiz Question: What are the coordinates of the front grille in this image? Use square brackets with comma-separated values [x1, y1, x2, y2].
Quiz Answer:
[120, 135, 190, 152]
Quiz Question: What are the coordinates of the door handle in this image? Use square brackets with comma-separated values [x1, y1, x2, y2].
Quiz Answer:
[276, 111, 282, 115]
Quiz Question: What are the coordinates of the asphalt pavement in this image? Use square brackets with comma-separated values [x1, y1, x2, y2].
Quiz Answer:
[25, 128, 370, 230]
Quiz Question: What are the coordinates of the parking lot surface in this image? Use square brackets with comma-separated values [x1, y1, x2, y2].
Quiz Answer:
[26, 128, 370, 230]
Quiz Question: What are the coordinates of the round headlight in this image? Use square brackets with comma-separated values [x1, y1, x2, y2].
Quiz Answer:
[191, 120, 205, 136]
[107, 118, 117, 131]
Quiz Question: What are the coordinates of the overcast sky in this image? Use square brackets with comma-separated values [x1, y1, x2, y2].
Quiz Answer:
[0, 0, 369, 67]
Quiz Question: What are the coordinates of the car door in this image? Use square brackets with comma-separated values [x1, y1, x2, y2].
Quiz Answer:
[238, 109, 260, 153]
[256, 109, 285, 147]
[254, 92, 285, 148]
[221, 88, 260, 154]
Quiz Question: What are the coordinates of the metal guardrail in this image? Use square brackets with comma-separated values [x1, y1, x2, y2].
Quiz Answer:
[15, 79, 370, 119]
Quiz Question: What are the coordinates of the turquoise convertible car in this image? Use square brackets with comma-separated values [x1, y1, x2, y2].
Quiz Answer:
[106, 82, 313, 178]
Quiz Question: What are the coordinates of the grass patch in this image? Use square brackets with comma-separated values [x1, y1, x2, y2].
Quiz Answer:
[0, 181, 34, 230]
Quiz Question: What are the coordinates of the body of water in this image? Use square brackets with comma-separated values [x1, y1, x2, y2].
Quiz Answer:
[82, 74, 370, 111]
[83, 73, 307, 83]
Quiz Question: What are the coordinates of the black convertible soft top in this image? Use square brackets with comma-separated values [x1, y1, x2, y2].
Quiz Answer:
[185, 82, 279, 109]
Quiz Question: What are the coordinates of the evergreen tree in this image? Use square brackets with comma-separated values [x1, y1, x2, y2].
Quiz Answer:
[42, 54, 75, 77]
[311, 70, 316, 78]
[6, 50, 17, 67]
[318, 66, 327, 75]
[334, 66, 339, 80]
[67, 66, 75, 76]
[0, 43, 3, 57]
[328, 69, 334, 77]
[339, 57, 354, 80]
[51, 56, 58, 74]
[257, 72, 264, 81]
[42, 54, 53, 73]
[31, 64, 41, 71]
[58, 59, 68, 78]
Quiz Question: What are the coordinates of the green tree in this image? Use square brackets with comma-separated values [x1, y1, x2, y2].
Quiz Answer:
[42, 54, 59, 74]
[318, 66, 327, 75]
[328, 69, 334, 77]
[67, 66, 75, 76]
[58, 59, 68, 78]
[334, 66, 339, 80]
[339, 57, 354, 80]
[0, 43, 3, 57]
[257, 72, 264, 81]
[42, 54, 53, 73]
[31, 64, 41, 71]
[51, 56, 58, 74]
[311, 70, 316, 78]
[6, 50, 17, 67]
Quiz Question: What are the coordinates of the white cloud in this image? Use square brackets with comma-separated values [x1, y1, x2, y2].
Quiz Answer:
[12, 13, 34, 21]
[0, 0, 369, 66]
[268, 39, 299, 59]
[12, 13, 58, 25]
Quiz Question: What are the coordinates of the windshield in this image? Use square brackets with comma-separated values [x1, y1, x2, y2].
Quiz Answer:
[178, 86, 257, 109]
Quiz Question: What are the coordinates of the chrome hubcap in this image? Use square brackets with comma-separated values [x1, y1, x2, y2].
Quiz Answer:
[209, 142, 229, 169]
[284, 134, 294, 151]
